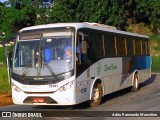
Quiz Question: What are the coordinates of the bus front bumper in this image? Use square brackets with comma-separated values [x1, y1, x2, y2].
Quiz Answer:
[12, 84, 76, 106]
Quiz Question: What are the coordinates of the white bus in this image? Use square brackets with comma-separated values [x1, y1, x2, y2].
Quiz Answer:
[11, 22, 151, 107]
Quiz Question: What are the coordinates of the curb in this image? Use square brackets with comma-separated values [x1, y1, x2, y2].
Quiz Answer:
[151, 73, 160, 75]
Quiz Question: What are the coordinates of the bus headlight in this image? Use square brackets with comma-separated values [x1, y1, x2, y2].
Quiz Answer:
[12, 84, 23, 93]
[58, 81, 74, 92]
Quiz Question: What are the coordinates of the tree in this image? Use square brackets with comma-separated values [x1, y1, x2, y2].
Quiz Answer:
[0, 2, 6, 40]
[123, 0, 160, 27]
[135, 0, 160, 31]
[50, 0, 124, 28]
[0, 0, 37, 39]
[1, 0, 159, 37]
[34, 0, 52, 25]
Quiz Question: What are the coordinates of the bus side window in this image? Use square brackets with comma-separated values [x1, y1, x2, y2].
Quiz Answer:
[76, 34, 89, 64]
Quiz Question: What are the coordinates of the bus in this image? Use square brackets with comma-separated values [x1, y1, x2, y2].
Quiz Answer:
[11, 22, 151, 107]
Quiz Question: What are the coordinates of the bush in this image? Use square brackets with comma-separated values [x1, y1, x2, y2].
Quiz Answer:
[151, 56, 160, 72]
[126, 23, 152, 36]
[0, 47, 6, 64]
[150, 34, 160, 56]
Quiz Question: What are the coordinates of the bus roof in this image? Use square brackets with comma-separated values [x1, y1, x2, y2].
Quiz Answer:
[19, 22, 149, 39]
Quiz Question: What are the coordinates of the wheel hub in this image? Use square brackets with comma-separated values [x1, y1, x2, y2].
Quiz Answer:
[135, 78, 138, 88]
[93, 88, 100, 101]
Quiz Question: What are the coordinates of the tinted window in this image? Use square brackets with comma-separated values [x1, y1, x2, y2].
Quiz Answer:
[135, 39, 141, 55]
[104, 34, 116, 56]
[142, 40, 147, 55]
[126, 37, 134, 56]
[116, 36, 126, 56]
[89, 32, 103, 57]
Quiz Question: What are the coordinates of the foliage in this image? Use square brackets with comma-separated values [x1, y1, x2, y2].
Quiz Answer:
[49, 0, 160, 30]
[135, 0, 160, 29]
[0, 65, 11, 94]
[150, 34, 160, 56]
[151, 56, 160, 72]
[126, 23, 152, 36]
[0, 48, 6, 63]
[34, 0, 52, 25]
[0, 2, 6, 40]
[50, 0, 124, 28]
[0, 0, 37, 39]
[0, 0, 159, 39]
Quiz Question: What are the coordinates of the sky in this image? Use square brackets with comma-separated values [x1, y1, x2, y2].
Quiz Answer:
[0, 0, 8, 3]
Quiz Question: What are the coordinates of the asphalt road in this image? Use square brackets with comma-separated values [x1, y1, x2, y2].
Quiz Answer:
[0, 74, 160, 120]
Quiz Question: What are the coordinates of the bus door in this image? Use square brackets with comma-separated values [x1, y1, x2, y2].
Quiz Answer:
[76, 32, 91, 102]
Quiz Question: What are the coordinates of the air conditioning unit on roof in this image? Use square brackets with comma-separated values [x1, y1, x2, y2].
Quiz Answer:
[84, 22, 117, 30]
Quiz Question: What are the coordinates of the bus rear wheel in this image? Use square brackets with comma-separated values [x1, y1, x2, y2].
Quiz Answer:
[89, 83, 102, 107]
[131, 74, 139, 92]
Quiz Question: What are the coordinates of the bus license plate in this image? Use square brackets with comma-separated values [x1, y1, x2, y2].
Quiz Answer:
[33, 98, 45, 103]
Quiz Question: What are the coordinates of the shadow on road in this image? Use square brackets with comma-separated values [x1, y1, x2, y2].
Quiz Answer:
[139, 74, 156, 88]
[33, 105, 75, 110]
[33, 101, 92, 110]
[33, 74, 157, 110]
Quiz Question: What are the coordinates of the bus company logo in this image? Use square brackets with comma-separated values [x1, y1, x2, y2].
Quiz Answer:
[104, 64, 117, 71]
[97, 62, 102, 75]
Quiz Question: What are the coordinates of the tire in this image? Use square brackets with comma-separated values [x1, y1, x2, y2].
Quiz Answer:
[89, 83, 102, 107]
[131, 74, 139, 92]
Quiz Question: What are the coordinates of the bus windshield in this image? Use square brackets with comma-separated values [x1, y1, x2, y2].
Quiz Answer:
[13, 30, 74, 77]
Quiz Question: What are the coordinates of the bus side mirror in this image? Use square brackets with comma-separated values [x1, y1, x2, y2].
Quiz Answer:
[7, 52, 13, 68]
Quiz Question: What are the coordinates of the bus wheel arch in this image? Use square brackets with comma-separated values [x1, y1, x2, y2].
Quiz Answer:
[131, 71, 139, 92]
[89, 79, 103, 107]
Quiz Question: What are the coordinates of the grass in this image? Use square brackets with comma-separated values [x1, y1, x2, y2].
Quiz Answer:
[0, 48, 6, 64]
[150, 34, 160, 56]
[150, 34, 160, 72]
[0, 65, 11, 94]
[151, 56, 160, 72]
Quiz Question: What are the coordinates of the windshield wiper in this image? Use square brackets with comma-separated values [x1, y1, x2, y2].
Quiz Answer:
[21, 62, 32, 80]
[42, 61, 59, 80]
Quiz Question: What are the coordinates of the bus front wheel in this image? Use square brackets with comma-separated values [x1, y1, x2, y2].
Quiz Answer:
[131, 74, 139, 92]
[89, 83, 102, 107]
